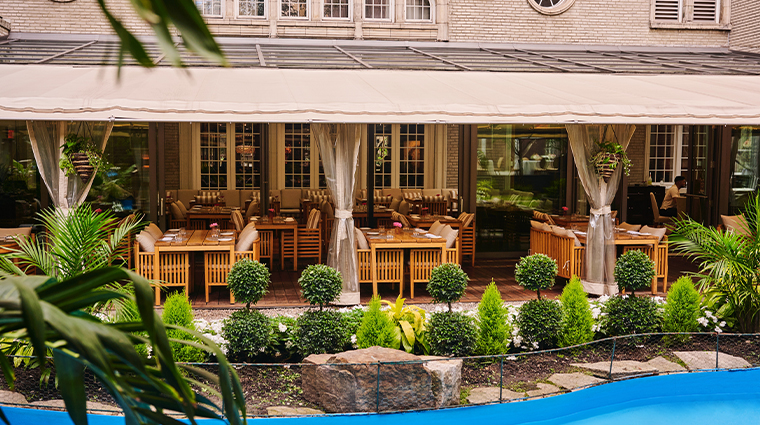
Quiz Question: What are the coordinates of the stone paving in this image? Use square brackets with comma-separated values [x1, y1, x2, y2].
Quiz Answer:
[674, 351, 752, 370]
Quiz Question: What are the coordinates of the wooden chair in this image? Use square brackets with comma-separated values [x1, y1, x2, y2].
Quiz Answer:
[357, 247, 404, 297]
[623, 236, 669, 294]
[323, 216, 334, 258]
[650, 192, 674, 227]
[296, 209, 322, 267]
[422, 199, 447, 216]
[204, 238, 261, 303]
[550, 231, 585, 280]
[258, 230, 274, 264]
[133, 241, 190, 305]
[459, 212, 476, 267]
[409, 241, 459, 298]
[529, 227, 552, 257]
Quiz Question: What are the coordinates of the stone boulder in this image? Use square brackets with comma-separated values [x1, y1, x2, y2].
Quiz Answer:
[302, 347, 462, 413]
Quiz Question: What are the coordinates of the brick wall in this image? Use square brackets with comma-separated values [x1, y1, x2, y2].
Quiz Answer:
[0, 17, 10, 38]
[449, 0, 728, 46]
[446, 124, 458, 190]
[0, 0, 152, 35]
[729, 0, 760, 54]
[626, 125, 648, 185]
[164, 123, 180, 190]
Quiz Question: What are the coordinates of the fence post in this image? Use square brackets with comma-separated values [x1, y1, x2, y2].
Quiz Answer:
[715, 333, 720, 369]
[608, 338, 617, 380]
[499, 357, 504, 401]
[376, 362, 381, 413]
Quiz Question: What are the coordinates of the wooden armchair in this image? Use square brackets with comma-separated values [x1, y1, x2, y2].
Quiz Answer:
[409, 240, 459, 298]
[422, 199, 447, 216]
[529, 227, 552, 257]
[133, 241, 190, 305]
[357, 247, 404, 297]
[459, 212, 476, 266]
[549, 231, 584, 280]
[258, 230, 274, 264]
[204, 238, 261, 303]
[282, 209, 321, 270]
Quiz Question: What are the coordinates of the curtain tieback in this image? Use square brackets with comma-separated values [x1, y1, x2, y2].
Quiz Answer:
[590, 206, 611, 215]
[335, 210, 352, 219]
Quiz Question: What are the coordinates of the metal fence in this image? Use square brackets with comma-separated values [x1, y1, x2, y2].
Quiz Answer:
[2, 333, 759, 418]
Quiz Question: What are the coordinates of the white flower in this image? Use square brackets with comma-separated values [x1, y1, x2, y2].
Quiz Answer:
[259, 347, 266, 352]
[715, 326, 723, 333]
[278, 323, 288, 332]
[285, 341, 293, 348]
[531, 341, 539, 349]
[697, 317, 709, 327]
[506, 356, 517, 361]
[591, 307, 602, 319]
[719, 321, 726, 327]
[350, 334, 357, 344]
[598, 295, 610, 303]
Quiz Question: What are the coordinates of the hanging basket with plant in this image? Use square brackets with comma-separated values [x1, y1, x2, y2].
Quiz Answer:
[59, 133, 106, 183]
[590, 141, 631, 183]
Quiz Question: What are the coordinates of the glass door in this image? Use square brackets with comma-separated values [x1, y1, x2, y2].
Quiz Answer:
[730, 126, 760, 214]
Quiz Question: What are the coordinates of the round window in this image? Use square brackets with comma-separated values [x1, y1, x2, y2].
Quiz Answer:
[528, 0, 575, 15]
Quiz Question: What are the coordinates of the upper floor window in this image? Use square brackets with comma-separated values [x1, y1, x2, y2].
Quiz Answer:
[365, 0, 391, 20]
[324, 0, 350, 19]
[195, 0, 223, 17]
[405, 0, 432, 21]
[652, 0, 725, 26]
[281, 0, 309, 18]
[238, 0, 266, 17]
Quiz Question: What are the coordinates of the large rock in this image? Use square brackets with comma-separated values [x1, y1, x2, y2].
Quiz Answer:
[302, 347, 462, 413]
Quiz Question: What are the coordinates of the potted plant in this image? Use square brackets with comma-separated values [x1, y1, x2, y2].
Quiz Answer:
[590, 141, 631, 183]
[59, 133, 106, 183]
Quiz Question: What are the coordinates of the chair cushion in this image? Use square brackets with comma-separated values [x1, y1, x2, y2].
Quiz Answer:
[640, 225, 667, 242]
[170, 202, 184, 220]
[136, 230, 155, 253]
[439, 225, 459, 249]
[530, 220, 543, 229]
[236, 229, 259, 252]
[176, 190, 197, 207]
[383, 188, 403, 200]
[0, 227, 32, 238]
[231, 210, 245, 232]
[721, 214, 750, 237]
[461, 213, 474, 229]
[390, 197, 401, 212]
[245, 200, 259, 220]
[146, 223, 163, 240]
[307, 209, 321, 229]
[550, 225, 566, 236]
[355, 227, 369, 250]
[422, 189, 441, 197]
[565, 229, 582, 247]
[398, 200, 410, 216]
[321, 200, 334, 219]
[429, 220, 444, 236]
[281, 189, 302, 209]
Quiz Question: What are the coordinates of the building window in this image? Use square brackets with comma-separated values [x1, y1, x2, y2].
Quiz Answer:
[365, 0, 391, 20]
[238, 0, 266, 17]
[284, 123, 311, 188]
[399, 124, 425, 188]
[647, 125, 676, 184]
[281, 0, 309, 18]
[324, 0, 350, 19]
[652, 0, 722, 24]
[528, 0, 576, 15]
[195, 0, 223, 17]
[405, 0, 431, 21]
[200, 123, 228, 190]
[646, 125, 708, 186]
[373, 124, 393, 188]
[234, 123, 262, 189]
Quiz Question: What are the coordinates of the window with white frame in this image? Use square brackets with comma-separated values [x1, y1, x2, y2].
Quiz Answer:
[281, 0, 308, 18]
[195, 0, 223, 17]
[399, 124, 425, 188]
[324, 0, 350, 19]
[234, 123, 262, 189]
[405, 0, 431, 21]
[238, 0, 266, 17]
[373, 124, 393, 188]
[284, 123, 312, 188]
[200, 123, 228, 190]
[647, 125, 709, 186]
[365, 0, 391, 20]
[652, 0, 722, 24]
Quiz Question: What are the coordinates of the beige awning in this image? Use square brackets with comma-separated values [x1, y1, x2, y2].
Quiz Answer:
[1, 64, 759, 124]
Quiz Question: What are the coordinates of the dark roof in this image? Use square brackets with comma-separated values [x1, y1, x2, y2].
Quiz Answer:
[2, 33, 760, 75]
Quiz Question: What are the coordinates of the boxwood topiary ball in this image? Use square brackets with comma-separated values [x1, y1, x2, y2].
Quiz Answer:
[514, 253, 558, 295]
[227, 259, 270, 308]
[299, 264, 343, 308]
[427, 263, 469, 308]
[614, 250, 655, 294]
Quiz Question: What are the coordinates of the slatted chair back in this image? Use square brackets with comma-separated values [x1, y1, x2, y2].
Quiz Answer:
[622, 235, 669, 294]
[204, 238, 261, 303]
[459, 212, 476, 266]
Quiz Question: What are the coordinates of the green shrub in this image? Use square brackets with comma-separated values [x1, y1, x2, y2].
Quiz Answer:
[267, 315, 297, 361]
[222, 309, 271, 361]
[427, 311, 477, 357]
[558, 277, 594, 348]
[515, 254, 558, 299]
[299, 265, 343, 310]
[427, 263, 469, 311]
[381, 296, 429, 354]
[227, 259, 270, 309]
[295, 310, 346, 356]
[601, 296, 661, 336]
[516, 298, 562, 350]
[475, 281, 510, 355]
[614, 250, 656, 295]
[357, 296, 397, 349]
[162, 291, 207, 363]
[663, 277, 701, 333]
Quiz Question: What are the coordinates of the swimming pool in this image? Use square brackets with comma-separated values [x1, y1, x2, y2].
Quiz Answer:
[3, 368, 759, 425]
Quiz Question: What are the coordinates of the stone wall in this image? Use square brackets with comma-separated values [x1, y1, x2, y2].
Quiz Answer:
[729, 0, 760, 54]
[626, 125, 648, 185]
[164, 123, 180, 190]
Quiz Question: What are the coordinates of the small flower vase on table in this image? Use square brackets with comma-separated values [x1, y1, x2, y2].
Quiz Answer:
[268, 208, 275, 221]
[393, 221, 403, 234]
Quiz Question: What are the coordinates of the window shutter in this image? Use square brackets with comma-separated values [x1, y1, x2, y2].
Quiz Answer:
[692, 0, 719, 22]
[654, 0, 681, 21]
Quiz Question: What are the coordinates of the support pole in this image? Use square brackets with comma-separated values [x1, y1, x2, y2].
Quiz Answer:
[367, 124, 375, 228]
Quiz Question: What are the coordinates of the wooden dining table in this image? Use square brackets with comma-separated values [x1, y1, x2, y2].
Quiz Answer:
[406, 214, 461, 229]
[574, 230, 661, 246]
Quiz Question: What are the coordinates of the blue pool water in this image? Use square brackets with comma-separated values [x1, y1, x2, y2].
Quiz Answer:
[4, 368, 759, 425]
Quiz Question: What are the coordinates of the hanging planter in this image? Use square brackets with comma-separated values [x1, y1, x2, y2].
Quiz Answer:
[60, 134, 106, 183]
[590, 141, 631, 183]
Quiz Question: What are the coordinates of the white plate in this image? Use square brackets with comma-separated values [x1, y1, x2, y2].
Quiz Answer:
[167, 229, 180, 232]
[366, 231, 380, 235]
[414, 228, 427, 233]
[221, 231, 234, 236]
[360, 227, 371, 230]
[218, 237, 234, 242]
[444, 216, 454, 219]
[159, 237, 175, 241]
[285, 218, 295, 221]
[425, 234, 442, 239]
[411, 215, 421, 219]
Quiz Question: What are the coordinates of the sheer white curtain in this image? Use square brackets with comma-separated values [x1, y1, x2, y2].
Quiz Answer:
[27, 121, 113, 208]
[565, 124, 635, 296]
[312, 123, 361, 305]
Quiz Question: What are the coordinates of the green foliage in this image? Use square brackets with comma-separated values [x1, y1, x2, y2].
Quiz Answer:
[614, 250, 656, 295]
[670, 193, 760, 332]
[295, 310, 347, 356]
[427, 263, 469, 311]
[558, 277, 595, 347]
[59, 133, 108, 178]
[222, 309, 271, 361]
[516, 298, 562, 350]
[515, 254, 558, 299]
[162, 292, 207, 363]
[427, 311, 477, 357]
[590, 140, 632, 176]
[475, 281, 510, 355]
[663, 277, 701, 333]
[341, 307, 365, 339]
[227, 259, 270, 309]
[299, 264, 343, 310]
[357, 296, 397, 350]
[0, 269, 245, 425]
[267, 316, 297, 362]
[381, 295, 429, 354]
[601, 296, 661, 336]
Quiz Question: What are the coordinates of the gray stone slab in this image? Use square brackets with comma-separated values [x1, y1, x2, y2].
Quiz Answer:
[30, 400, 122, 415]
[570, 360, 658, 379]
[646, 356, 687, 373]
[674, 351, 751, 370]
[267, 406, 324, 416]
[0, 390, 27, 405]
[526, 383, 561, 398]
[466, 387, 524, 404]
[548, 372, 605, 390]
